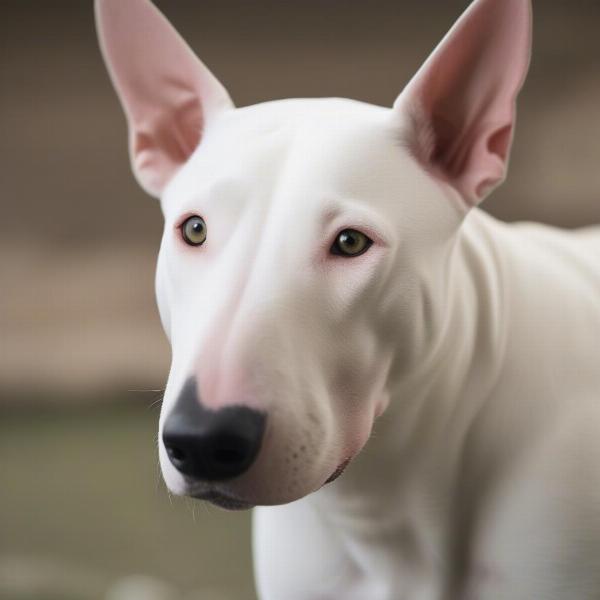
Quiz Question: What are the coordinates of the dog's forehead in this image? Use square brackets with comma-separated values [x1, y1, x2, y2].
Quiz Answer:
[217, 97, 391, 141]
[162, 98, 409, 215]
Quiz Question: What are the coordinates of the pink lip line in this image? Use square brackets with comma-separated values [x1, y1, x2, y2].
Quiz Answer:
[324, 457, 352, 485]
[191, 489, 254, 510]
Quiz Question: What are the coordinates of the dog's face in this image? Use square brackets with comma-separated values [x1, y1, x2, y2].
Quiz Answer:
[155, 100, 462, 505]
[97, 0, 530, 507]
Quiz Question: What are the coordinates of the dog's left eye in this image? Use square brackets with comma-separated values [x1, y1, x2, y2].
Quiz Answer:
[330, 229, 372, 257]
[181, 215, 207, 246]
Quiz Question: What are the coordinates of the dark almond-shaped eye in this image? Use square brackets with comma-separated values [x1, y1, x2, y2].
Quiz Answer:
[330, 229, 372, 257]
[181, 216, 207, 246]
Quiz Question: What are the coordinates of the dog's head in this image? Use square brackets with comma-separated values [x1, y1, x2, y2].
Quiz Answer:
[96, 0, 531, 508]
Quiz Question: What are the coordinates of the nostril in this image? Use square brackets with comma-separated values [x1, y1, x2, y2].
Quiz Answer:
[166, 445, 186, 467]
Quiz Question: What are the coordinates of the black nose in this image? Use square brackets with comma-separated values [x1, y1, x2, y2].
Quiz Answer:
[162, 378, 266, 481]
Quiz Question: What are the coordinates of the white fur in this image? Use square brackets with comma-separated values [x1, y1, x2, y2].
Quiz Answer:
[96, 0, 600, 597]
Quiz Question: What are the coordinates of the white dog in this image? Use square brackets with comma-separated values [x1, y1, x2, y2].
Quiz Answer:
[96, 0, 600, 597]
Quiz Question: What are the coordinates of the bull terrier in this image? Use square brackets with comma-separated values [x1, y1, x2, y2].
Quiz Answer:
[96, 0, 600, 597]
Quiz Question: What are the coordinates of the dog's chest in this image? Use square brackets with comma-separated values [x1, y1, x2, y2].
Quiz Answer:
[253, 498, 458, 600]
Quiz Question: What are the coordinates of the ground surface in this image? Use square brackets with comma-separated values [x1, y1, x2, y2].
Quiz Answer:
[0, 402, 255, 600]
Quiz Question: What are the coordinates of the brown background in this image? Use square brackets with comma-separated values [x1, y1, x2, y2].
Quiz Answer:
[2, 0, 600, 397]
[0, 2, 599, 599]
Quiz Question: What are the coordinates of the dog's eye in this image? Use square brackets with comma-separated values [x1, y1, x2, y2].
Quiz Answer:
[330, 229, 372, 257]
[181, 216, 207, 246]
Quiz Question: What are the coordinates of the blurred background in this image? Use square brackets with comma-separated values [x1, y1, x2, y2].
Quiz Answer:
[1, 1, 599, 598]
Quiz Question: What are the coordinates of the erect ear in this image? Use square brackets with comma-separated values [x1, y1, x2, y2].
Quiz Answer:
[394, 0, 532, 208]
[95, 0, 234, 197]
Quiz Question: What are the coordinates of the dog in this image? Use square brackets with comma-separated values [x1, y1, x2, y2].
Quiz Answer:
[96, 0, 600, 597]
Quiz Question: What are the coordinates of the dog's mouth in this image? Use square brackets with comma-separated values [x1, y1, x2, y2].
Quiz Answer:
[324, 457, 352, 485]
[184, 458, 352, 508]
[190, 490, 255, 511]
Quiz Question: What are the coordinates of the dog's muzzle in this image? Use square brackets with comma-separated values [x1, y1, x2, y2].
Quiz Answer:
[162, 378, 266, 482]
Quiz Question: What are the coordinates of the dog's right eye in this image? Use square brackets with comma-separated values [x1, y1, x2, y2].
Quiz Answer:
[330, 229, 372, 257]
[181, 216, 207, 246]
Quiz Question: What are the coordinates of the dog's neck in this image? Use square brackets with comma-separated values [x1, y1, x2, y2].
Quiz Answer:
[310, 208, 508, 566]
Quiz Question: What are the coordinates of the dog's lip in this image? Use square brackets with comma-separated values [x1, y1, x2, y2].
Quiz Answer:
[183, 458, 353, 506]
[324, 457, 352, 485]
[189, 489, 255, 510]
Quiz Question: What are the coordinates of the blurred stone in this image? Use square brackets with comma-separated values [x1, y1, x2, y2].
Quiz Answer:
[106, 575, 180, 600]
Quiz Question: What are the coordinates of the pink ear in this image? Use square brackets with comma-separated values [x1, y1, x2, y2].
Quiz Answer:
[95, 0, 234, 197]
[394, 0, 532, 207]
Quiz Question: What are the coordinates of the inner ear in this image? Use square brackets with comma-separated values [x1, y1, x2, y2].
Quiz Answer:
[429, 113, 466, 178]
[96, 0, 234, 198]
[394, 0, 532, 207]
[486, 125, 513, 162]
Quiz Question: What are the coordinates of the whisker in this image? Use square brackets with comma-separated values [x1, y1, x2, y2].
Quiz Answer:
[148, 395, 164, 410]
